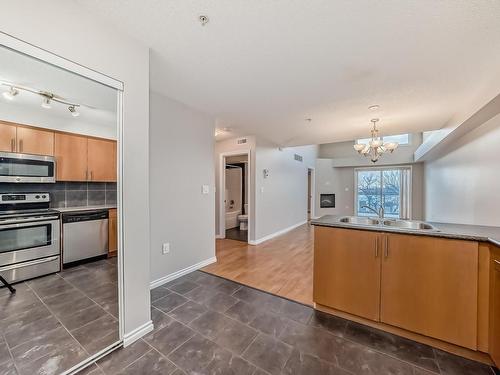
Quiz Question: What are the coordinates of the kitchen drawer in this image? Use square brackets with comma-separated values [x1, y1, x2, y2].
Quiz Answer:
[0, 256, 60, 284]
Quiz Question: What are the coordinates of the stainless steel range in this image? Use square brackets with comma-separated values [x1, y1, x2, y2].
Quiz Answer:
[0, 193, 61, 285]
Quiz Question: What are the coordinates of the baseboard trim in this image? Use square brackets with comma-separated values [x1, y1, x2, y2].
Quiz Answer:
[149, 256, 217, 289]
[123, 320, 153, 347]
[249, 220, 307, 245]
[215, 234, 225, 239]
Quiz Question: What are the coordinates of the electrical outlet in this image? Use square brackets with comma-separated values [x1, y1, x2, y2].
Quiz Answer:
[202, 185, 210, 194]
[162, 243, 170, 254]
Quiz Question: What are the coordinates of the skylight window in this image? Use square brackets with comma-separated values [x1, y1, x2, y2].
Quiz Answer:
[356, 133, 409, 145]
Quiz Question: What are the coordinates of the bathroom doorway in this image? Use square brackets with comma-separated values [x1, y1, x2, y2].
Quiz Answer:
[222, 153, 249, 242]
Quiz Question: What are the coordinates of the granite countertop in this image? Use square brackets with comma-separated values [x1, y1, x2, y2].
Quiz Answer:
[55, 205, 117, 213]
[311, 215, 500, 247]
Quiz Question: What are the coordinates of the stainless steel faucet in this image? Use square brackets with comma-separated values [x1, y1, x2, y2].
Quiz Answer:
[361, 204, 385, 219]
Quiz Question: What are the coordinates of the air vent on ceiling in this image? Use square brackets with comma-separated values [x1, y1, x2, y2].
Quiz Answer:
[237, 138, 247, 144]
[294, 154, 303, 162]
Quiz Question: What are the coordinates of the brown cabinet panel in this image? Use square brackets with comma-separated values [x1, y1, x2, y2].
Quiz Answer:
[108, 208, 118, 257]
[87, 138, 116, 182]
[314, 227, 382, 321]
[0, 122, 17, 152]
[380, 234, 478, 349]
[490, 250, 500, 367]
[16, 126, 54, 156]
[54, 133, 88, 181]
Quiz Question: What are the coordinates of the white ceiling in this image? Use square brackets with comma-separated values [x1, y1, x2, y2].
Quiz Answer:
[75, 0, 500, 146]
[0, 46, 117, 130]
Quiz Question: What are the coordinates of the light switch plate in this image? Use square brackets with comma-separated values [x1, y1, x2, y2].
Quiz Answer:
[162, 243, 170, 254]
[202, 185, 210, 194]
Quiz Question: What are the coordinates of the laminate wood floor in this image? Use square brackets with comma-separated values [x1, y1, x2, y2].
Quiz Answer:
[203, 223, 314, 306]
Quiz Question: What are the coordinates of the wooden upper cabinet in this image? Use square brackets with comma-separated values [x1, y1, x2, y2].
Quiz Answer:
[314, 226, 382, 321]
[54, 133, 88, 181]
[0, 122, 16, 152]
[380, 233, 479, 349]
[16, 126, 54, 156]
[87, 138, 116, 182]
[491, 249, 500, 367]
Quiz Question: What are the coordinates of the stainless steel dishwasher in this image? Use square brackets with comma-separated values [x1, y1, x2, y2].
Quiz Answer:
[62, 210, 109, 265]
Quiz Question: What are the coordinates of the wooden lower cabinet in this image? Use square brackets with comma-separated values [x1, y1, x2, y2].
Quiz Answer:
[108, 209, 118, 258]
[314, 227, 482, 351]
[380, 234, 479, 349]
[490, 248, 500, 366]
[314, 226, 382, 321]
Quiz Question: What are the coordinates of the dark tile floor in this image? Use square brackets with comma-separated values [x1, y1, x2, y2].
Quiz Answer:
[0, 258, 118, 375]
[81, 270, 498, 375]
[226, 227, 248, 242]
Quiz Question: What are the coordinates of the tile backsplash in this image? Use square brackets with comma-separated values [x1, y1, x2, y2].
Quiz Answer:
[0, 182, 117, 208]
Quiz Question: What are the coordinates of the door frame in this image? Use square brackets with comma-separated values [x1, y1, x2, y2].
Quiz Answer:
[307, 166, 316, 220]
[0, 32, 125, 374]
[218, 149, 252, 242]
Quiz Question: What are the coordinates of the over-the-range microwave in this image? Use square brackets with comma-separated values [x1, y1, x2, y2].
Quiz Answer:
[0, 152, 56, 183]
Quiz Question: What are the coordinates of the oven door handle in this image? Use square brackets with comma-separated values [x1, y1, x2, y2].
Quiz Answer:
[0, 216, 60, 227]
[0, 256, 59, 272]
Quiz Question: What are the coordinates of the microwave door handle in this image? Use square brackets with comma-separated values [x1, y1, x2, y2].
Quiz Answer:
[0, 256, 59, 272]
[0, 216, 59, 227]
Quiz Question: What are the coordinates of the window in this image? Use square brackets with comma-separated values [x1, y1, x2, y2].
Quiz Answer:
[356, 133, 410, 146]
[355, 167, 411, 219]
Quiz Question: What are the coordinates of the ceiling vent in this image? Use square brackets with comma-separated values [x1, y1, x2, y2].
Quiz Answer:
[294, 154, 303, 162]
[237, 138, 247, 145]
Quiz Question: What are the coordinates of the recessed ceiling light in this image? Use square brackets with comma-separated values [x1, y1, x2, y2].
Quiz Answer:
[199, 15, 209, 26]
[368, 105, 380, 111]
[305, 118, 312, 123]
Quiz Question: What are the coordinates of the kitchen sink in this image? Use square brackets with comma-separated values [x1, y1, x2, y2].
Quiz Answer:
[339, 216, 380, 225]
[382, 219, 438, 231]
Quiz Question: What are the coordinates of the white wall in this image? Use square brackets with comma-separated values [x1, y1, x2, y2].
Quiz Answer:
[315, 159, 355, 217]
[2, 1, 150, 342]
[425, 113, 500, 226]
[149, 92, 215, 284]
[254, 140, 318, 240]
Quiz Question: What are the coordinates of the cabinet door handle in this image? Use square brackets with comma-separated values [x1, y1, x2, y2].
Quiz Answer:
[19, 139, 23, 153]
[85, 170, 89, 181]
[384, 236, 389, 258]
[90, 171, 93, 180]
[495, 260, 500, 265]
[375, 238, 379, 257]
[10, 138, 15, 152]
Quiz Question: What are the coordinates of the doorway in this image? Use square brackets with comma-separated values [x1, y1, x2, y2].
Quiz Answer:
[219, 151, 251, 243]
[0, 36, 124, 374]
[307, 167, 315, 221]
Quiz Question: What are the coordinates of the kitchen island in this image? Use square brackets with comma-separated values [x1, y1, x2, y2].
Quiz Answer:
[311, 215, 500, 367]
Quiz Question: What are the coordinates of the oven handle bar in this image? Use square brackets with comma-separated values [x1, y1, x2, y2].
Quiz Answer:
[0, 256, 59, 272]
[0, 216, 59, 226]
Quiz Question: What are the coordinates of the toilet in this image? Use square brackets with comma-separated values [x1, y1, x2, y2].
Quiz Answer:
[238, 204, 248, 231]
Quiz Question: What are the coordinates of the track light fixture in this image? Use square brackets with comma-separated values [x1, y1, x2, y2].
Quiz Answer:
[41, 97, 52, 109]
[68, 105, 80, 117]
[1, 81, 83, 117]
[2, 86, 19, 100]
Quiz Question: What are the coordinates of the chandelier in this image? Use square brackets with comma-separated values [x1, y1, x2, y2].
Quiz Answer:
[353, 118, 398, 163]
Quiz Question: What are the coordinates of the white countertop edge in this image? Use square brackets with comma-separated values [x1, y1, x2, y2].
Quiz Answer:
[54, 205, 117, 213]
